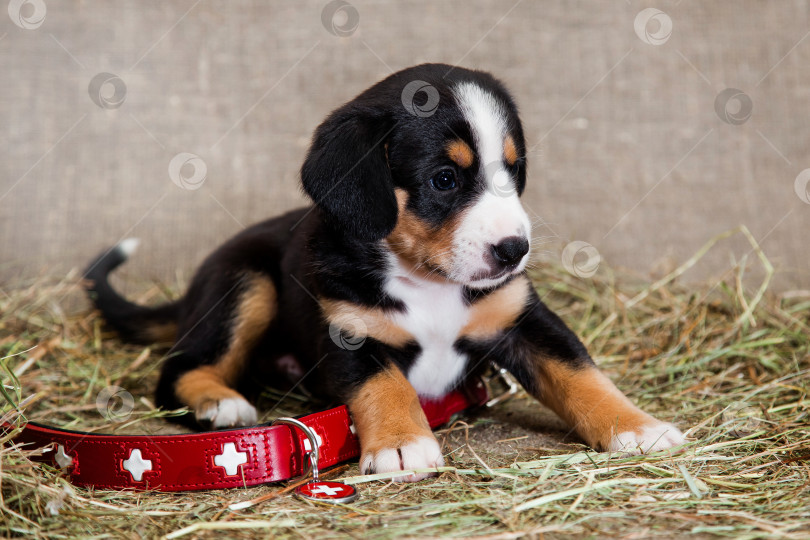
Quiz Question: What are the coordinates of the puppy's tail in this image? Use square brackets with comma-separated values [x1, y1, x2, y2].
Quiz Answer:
[84, 239, 180, 344]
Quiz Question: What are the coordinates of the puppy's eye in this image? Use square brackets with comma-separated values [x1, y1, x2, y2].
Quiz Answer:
[509, 157, 524, 175]
[430, 170, 457, 191]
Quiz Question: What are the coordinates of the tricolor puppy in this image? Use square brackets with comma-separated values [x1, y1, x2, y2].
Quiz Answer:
[85, 64, 685, 481]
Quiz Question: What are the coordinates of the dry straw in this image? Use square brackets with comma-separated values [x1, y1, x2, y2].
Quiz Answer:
[1, 227, 808, 538]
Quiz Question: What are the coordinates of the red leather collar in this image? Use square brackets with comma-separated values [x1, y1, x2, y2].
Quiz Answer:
[5, 383, 487, 492]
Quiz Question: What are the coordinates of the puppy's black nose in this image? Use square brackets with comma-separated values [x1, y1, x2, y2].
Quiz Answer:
[490, 236, 529, 267]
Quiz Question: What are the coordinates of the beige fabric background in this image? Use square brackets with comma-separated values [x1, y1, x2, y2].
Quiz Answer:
[2, 1, 809, 292]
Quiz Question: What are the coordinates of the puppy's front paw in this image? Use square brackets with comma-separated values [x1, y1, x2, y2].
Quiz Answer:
[196, 397, 258, 428]
[609, 420, 685, 455]
[360, 435, 444, 482]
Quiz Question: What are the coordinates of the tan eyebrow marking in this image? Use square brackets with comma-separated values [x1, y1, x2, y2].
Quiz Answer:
[504, 135, 518, 166]
[446, 139, 475, 169]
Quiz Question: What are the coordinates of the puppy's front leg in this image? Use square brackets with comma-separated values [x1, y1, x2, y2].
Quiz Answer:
[511, 296, 685, 454]
[347, 364, 444, 482]
[532, 359, 684, 453]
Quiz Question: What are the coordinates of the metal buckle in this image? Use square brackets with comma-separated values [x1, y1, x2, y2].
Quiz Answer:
[483, 364, 519, 408]
[272, 417, 321, 481]
[272, 417, 358, 504]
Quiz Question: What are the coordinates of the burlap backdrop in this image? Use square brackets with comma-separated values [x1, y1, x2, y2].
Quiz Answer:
[2, 1, 808, 294]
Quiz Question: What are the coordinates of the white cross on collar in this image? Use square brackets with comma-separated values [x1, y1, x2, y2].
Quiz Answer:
[214, 442, 248, 476]
[122, 449, 152, 482]
[54, 444, 73, 469]
[302, 431, 323, 452]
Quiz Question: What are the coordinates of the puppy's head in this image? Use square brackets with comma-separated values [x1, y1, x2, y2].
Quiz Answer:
[301, 64, 530, 289]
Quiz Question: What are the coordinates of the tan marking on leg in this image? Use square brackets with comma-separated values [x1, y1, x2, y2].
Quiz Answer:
[503, 135, 518, 166]
[320, 299, 414, 348]
[533, 362, 655, 450]
[218, 273, 277, 384]
[446, 139, 474, 168]
[386, 189, 464, 278]
[461, 276, 530, 340]
[347, 365, 433, 458]
[174, 273, 276, 414]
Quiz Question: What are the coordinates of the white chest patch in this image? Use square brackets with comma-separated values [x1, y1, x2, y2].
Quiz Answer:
[384, 260, 471, 399]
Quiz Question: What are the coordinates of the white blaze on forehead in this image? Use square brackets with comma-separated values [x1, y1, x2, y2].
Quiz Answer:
[452, 82, 509, 183]
[449, 82, 531, 288]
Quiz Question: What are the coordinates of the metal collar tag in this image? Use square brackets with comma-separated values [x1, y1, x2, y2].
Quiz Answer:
[272, 417, 359, 504]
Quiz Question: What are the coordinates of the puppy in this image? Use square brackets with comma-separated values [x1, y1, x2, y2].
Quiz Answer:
[85, 63, 685, 481]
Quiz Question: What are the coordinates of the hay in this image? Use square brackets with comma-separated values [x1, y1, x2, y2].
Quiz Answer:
[1, 228, 808, 538]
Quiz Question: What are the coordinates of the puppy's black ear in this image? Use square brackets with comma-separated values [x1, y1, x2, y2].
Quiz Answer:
[301, 104, 397, 241]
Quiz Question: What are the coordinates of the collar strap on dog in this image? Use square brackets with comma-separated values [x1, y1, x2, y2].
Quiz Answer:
[4, 381, 488, 493]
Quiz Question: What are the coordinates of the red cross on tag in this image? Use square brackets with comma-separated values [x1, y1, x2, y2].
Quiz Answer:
[295, 481, 358, 504]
